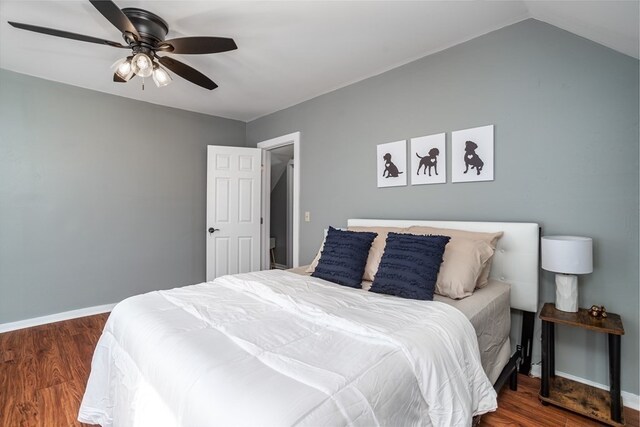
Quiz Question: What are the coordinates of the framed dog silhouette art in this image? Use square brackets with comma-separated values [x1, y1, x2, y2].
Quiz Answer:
[410, 133, 446, 185]
[451, 125, 494, 183]
[377, 140, 407, 188]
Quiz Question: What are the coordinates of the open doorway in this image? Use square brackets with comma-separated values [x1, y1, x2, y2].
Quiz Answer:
[267, 145, 294, 269]
[258, 132, 300, 270]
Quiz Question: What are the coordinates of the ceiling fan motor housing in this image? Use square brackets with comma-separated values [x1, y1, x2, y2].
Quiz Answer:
[122, 8, 168, 48]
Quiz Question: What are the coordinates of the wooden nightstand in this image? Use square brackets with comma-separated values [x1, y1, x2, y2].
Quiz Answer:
[539, 302, 625, 426]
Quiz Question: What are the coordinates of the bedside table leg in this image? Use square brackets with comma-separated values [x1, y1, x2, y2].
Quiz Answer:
[549, 321, 555, 378]
[541, 320, 550, 398]
[608, 333, 622, 423]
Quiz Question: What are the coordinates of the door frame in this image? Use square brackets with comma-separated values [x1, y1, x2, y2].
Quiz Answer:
[258, 131, 300, 268]
[286, 158, 294, 268]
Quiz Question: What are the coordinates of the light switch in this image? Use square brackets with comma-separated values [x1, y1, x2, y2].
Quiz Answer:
[304, 211, 311, 222]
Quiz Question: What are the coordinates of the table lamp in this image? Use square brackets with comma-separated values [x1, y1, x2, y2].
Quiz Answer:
[541, 236, 593, 312]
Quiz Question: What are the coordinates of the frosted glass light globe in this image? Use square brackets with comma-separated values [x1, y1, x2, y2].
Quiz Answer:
[152, 65, 172, 87]
[111, 57, 134, 81]
[116, 58, 132, 79]
[132, 53, 153, 78]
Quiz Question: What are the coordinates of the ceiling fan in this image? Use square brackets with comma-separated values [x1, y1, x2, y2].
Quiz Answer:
[7, 0, 238, 90]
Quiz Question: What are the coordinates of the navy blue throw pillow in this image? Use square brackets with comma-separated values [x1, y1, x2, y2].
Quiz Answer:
[312, 227, 377, 288]
[370, 232, 450, 300]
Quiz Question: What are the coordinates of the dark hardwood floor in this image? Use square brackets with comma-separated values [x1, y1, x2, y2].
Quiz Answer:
[1, 314, 638, 426]
[0, 313, 108, 427]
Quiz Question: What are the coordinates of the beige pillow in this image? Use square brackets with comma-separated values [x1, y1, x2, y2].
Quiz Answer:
[347, 226, 407, 281]
[305, 239, 325, 273]
[434, 238, 494, 299]
[407, 226, 503, 289]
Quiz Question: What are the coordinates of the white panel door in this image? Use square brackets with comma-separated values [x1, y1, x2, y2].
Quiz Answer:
[207, 146, 262, 281]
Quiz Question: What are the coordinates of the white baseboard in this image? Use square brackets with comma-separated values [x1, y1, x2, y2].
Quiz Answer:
[0, 303, 117, 333]
[530, 364, 639, 411]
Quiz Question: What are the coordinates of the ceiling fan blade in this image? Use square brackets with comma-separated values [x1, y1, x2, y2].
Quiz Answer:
[88, 0, 139, 40]
[157, 56, 217, 90]
[157, 37, 237, 55]
[113, 73, 127, 82]
[8, 21, 127, 48]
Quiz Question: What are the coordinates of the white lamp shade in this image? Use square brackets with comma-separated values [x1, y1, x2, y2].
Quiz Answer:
[541, 236, 593, 274]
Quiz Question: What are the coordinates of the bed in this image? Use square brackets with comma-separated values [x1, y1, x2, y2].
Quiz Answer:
[78, 219, 539, 427]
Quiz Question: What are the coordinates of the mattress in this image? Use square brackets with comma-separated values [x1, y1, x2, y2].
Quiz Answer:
[289, 266, 512, 383]
[434, 280, 511, 383]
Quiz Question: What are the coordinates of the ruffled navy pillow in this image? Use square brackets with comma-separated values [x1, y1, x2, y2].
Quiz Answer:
[370, 232, 450, 300]
[312, 227, 377, 288]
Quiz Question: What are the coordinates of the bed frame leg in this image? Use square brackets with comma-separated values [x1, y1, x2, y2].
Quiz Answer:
[518, 311, 535, 375]
[509, 369, 518, 390]
[493, 310, 537, 392]
[493, 347, 521, 392]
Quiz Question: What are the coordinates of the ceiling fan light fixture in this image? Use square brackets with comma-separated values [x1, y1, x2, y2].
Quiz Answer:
[132, 52, 153, 78]
[113, 57, 134, 81]
[152, 64, 172, 88]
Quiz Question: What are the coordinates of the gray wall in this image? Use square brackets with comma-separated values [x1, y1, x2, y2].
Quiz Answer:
[0, 69, 246, 323]
[270, 172, 288, 266]
[247, 19, 640, 395]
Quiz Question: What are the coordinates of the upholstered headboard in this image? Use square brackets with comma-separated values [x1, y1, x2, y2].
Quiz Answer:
[347, 219, 540, 312]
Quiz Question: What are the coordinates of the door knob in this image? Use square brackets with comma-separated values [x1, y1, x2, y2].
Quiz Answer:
[208, 227, 220, 234]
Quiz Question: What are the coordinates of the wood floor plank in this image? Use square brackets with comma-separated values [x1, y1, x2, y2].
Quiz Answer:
[1, 328, 40, 427]
[33, 325, 71, 390]
[65, 332, 97, 382]
[1, 313, 639, 427]
[1, 372, 41, 427]
[37, 382, 85, 427]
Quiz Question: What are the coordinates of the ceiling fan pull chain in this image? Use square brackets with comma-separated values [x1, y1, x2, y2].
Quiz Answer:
[142, 77, 145, 91]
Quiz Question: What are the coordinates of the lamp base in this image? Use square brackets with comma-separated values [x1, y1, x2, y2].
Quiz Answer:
[555, 274, 578, 312]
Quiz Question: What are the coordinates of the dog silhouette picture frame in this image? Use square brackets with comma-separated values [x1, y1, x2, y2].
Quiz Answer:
[377, 140, 407, 188]
[451, 125, 494, 183]
[411, 133, 446, 185]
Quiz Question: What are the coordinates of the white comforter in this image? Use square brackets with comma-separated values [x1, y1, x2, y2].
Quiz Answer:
[79, 270, 497, 426]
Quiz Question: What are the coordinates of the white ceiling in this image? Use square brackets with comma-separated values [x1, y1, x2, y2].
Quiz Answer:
[1, 1, 638, 122]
